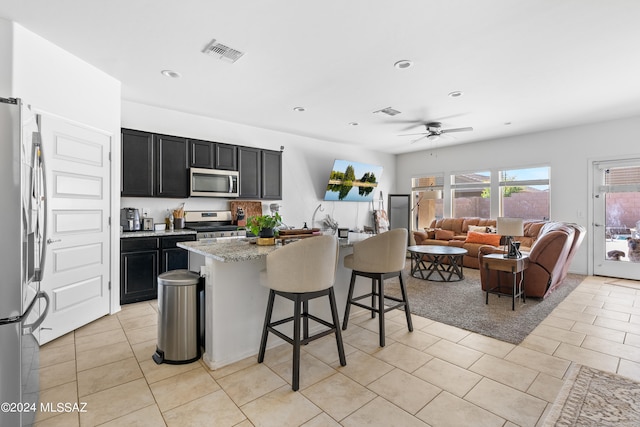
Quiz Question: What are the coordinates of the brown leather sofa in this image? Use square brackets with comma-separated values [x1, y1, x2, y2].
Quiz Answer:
[478, 222, 585, 298]
[412, 217, 546, 269]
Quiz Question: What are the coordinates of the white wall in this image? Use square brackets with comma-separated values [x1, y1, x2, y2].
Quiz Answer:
[396, 115, 640, 275]
[0, 19, 12, 95]
[121, 101, 396, 231]
[10, 23, 122, 313]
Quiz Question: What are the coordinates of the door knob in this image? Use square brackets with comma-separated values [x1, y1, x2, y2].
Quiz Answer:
[46, 238, 61, 244]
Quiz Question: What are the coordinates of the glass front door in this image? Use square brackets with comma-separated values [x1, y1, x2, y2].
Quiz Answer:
[593, 159, 640, 279]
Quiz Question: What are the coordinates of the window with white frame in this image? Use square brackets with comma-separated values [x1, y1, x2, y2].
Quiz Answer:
[499, 167, 550, 220]
[412, 166, 550, 221]
[411, 175, 443, 230]
[451, 171, 491, 218]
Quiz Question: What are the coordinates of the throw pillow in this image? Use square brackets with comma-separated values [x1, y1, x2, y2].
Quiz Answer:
[468, 225, 488, 233]
[465, 231, 501, 246]
[435, 229, 455, 240]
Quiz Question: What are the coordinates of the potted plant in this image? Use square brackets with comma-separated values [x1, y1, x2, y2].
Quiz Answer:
[246, 212, 282, 242]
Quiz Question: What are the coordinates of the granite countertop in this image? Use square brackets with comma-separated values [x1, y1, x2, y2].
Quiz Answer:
[178, 239, 277, 262]
[120, 229, 197, 239]
[177, 234, 368, 263]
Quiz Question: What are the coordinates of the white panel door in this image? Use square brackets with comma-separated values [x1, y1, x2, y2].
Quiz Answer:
[38, 114, 111, 344]
[592, 159, 640, 280]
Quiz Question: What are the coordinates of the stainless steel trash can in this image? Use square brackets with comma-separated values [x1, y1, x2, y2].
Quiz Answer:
[152, 269, 201, 364]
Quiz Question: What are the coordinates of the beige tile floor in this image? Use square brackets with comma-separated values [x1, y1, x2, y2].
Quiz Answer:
[34, 275, 640, 427]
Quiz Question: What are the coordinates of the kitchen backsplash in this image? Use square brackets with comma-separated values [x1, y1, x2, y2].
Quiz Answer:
[120, 197, 263, 223]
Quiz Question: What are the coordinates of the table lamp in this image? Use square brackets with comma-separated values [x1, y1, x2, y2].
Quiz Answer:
[497, 217, 524, 259]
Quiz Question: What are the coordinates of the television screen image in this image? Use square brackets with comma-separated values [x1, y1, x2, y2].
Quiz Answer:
[324, 159, 383, 202]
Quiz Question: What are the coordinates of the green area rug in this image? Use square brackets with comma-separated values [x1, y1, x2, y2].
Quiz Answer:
[385, 266, 585, 344]
[543, 364, 640, 426]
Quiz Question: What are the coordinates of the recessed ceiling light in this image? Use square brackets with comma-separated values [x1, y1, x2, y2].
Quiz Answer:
[161, 69, 181, 78]
[348, 122, 359, 126]
[394, 60, 413, 69]
[293, 107, 306, 112]
[448, 91, 463, 98]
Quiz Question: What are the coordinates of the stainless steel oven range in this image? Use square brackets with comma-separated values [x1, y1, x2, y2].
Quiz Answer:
[184, 210, 246, 242]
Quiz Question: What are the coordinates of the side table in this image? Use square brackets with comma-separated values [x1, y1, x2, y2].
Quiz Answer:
[483, 253, 529, 310]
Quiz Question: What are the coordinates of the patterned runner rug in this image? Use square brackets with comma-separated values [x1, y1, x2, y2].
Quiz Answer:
[543, 364, 640, 426]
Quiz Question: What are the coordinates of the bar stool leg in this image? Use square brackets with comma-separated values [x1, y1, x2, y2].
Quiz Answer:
[258, 289, 276, 363]
[398, 273, 413, 332]
[342, 271, 356, 330]
[378, 276, 385, 347]
[371, 278, 376, 319]
[292, 294, 302, 391]
[329, 287, 347, 366]
[303, 300, 309, 342]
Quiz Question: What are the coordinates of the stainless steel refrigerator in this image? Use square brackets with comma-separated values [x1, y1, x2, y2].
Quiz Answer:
[0, 97, 50, 427]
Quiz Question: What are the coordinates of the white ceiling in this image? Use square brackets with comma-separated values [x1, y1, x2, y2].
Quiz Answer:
[2, 0, 640, 154]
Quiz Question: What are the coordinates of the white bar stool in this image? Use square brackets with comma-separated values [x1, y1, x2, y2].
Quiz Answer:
[257, 235, 346, 391]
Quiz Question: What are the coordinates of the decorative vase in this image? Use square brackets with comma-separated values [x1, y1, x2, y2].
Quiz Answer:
[257, 237, 276, 246]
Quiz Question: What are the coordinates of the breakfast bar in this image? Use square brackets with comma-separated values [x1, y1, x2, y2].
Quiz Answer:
[178, 236, 367, 370]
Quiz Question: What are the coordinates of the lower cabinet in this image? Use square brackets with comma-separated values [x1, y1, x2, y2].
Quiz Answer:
[161, 236, 194, 272]
[120, 234, 196, 304]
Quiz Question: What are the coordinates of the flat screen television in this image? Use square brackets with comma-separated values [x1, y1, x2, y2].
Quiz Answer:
[323, 159, 383, 202]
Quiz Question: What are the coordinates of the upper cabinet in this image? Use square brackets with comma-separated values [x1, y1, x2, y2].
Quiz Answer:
[121, 129, 154, 197]
[261, 149, 282, 200]
[189, 139, 214, 169]
[189, 140, 237, 171]
[121, 129, 188, 198]
[122, 128, 281, 200]
[238, 146, 261, 199]
[156, 134, 189, 198]
[215, 143, 238, 171]
[238, 147, 282, 200]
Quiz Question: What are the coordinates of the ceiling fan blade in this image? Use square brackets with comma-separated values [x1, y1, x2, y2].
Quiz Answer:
[397, 123, 430, 132]
[410, 135, 430, 144]
[398, 132, 428, 137]
[441, 127, 473, 134]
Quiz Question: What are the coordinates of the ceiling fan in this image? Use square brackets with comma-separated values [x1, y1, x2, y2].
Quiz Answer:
[399, 122, 473, 143]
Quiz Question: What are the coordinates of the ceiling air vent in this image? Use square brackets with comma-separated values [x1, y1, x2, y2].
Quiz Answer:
[373, 107, 402, 116]
[202, 39, 245, 63]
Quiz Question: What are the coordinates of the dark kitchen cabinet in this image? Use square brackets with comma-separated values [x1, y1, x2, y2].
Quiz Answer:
[238, 147, 282, 200]
[215, 143, 238, 170]
[261, 149, 282, 200]
[238, 146, 261, 198]
[121, 129, 188, 198]
[189, 140, 237, 171]
[161, 235, 196, 271]
[156, 134, 189, 198]
[120, 234, 196, 305]
[121, 129, 154, 197]
[189, 139, 215, 169]
[122, 127, 277, 199]
[120, 237, 159, 304]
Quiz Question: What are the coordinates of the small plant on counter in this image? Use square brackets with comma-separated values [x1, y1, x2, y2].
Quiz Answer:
[246, 212, 282, 238]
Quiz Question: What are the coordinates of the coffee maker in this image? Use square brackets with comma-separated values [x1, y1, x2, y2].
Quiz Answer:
[120, 207, 141, 231]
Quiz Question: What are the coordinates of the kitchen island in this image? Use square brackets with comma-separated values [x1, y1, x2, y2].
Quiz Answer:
[178, 235, 369, 370]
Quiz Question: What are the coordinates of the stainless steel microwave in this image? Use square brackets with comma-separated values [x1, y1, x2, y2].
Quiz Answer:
[190, 167, 239, 197]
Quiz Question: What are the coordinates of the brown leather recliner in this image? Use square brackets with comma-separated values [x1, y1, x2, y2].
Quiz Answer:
[478, 222, 579, 298]
[558, 223, 586, 287]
